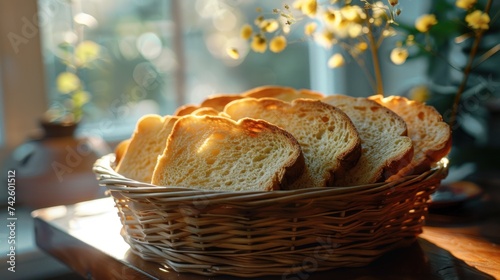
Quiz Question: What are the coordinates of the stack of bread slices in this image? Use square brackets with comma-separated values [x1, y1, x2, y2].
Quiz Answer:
[114, 86, 452, 191]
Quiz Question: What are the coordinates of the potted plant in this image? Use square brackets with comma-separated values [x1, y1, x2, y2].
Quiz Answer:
[41, 38, 101, 137]
[13, 5, 107, 209]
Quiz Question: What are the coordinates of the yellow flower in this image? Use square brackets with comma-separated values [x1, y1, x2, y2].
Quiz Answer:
[406, 34, 415, 46]
[351, 41, 368, 58]
[382, 27, 397, 37]
[326, 17, 347, 38]
[240, 24, 253, 40]
[251, 34, 267, 53]
[372, 17, 383, 27]
[270, 36, 287, 53]
[456, 0, 477, 10]
[75, 40, 100, 66]
[323, 7, 340, 26]
[328, 53, 345, 68]
[465, 10, 490, 30]
[415, 14, 437, 33]
[304, 22, 317, 36]
[371, 1, 388, 19]
[56, 72, 81, 93]
[340, 5, 366, 22]
[292, 0, 303, 10]
[409, 85, 430, 102]
[301, 0, 317, 18]
[227, 48, 240, 59]
[347, 23, 363, 38]
[72, 90, 91, 107]
[315, 30, 336, 48]
[260, 19, 280, 33]
[356, 42, 368, 52]
[281, 17, 292, 34]
[254, 15, 264, 26]
[390, 47, 408, 65]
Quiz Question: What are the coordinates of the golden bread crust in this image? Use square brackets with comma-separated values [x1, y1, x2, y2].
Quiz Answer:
[242, 85, 325, 101]
[369, 94, 452, 179]
[323, 95, 414, 185]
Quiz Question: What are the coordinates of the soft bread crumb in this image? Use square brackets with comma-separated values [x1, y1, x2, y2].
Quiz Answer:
[151, 115, 304, 191]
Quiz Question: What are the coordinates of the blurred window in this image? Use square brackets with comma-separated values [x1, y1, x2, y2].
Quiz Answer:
[38, 0, 311, 141]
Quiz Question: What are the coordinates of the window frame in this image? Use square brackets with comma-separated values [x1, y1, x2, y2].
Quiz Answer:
[0, 0, 48, 161]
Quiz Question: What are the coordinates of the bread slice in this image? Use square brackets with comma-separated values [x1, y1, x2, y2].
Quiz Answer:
[173, 104, 200, 116]
[116, 115, 179, 182]
[224, 98, 361, 189]
[200, 94, 243, 111]
[369, 95, 452, 178]
[190, 107, 221, 116]
[242, 85, 325, 101]
[151, 115, 305, 191]
[114, 138, 131, 166]
[322, 95, 414, 185]
[173, 95, 241, 116]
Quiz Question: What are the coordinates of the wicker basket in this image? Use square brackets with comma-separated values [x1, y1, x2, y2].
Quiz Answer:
[93, 154, 447, 277]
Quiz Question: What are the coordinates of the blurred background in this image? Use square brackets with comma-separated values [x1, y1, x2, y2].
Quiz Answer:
[0, 0, 498, 279]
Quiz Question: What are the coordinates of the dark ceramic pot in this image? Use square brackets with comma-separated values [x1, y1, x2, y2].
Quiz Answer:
[9, 120, 110, 209]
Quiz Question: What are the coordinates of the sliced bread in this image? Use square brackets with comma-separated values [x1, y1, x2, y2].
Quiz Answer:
[369, 95, 452, 178]
[173, 104, 200, 116]
[200, 94, 243, 111]
[116, 115, 179, 182]
[151, 115, 305, 191]
[173, 95, 241, 116]
[224, 98, 361, 189]
[242, 85, 325, 101]
[190, 107, 221, 116]
[114, 138, 131, 166]
[322, 95, 414, 185]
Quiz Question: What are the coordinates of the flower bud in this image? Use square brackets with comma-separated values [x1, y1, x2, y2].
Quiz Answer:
[415, 14, 438, 33]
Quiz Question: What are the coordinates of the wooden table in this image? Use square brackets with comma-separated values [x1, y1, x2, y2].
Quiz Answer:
[33, 184, 500, 280]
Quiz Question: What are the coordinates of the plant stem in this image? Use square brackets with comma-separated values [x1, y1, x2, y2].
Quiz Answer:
[366, 13, 384, 96]
[339, 42, 377, 90]
[449, 0, 493, 128]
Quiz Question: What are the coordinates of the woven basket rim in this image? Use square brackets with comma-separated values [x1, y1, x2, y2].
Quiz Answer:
[93, 153, 447, 196]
